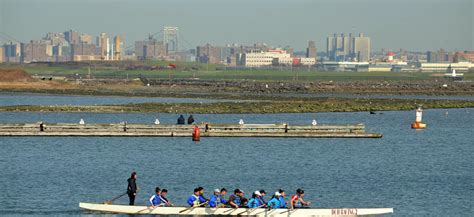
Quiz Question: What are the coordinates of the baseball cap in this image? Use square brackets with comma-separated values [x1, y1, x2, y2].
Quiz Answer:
[275, 192, 281, 196]
[254, 191, 262, 196]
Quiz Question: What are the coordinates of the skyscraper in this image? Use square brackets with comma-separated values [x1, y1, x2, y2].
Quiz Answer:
[64, 30, 79, 45]
[113, 35, 122, 60]
[163, 27, 179, 54]
[98, 33, 109, 60]
[306, 41, 317, 59]
[353, 33, 370, 62]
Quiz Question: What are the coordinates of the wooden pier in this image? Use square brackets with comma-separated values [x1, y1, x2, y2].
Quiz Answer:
[0, 122, 382, 138]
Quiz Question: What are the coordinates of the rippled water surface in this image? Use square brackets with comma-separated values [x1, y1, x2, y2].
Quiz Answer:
[0, 108, 473, 216]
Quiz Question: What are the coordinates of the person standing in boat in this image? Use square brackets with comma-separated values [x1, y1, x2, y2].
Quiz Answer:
[228, 189, 245, 208]
[290, 189, 311, 209]
[149, 187, 162, 208]
[267, 192, 282, 209]
[127, 172, 138, 205]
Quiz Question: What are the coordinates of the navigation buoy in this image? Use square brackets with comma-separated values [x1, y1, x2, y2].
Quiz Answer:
[192, 125, 200, 141]
[154, 119, 160, 125]
[411, 107, 427, 129]
[79, 119, 85, 125]
[239, 119, 244, 125]
[312, 119, 317, 126]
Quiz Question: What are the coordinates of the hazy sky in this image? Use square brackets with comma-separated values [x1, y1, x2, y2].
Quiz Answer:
[1, 0, 472, 51]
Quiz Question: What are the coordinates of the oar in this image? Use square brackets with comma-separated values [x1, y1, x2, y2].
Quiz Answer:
[104, 192, 127, 204]
[179, 201, 208, 213]
[237, 208, 256, 216]
[135, 203, 165, 214]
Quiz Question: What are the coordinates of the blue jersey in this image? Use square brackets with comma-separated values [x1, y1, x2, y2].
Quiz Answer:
[279, 196, 286, 208]
[247, 197, 262, 208]
[187, 194, 201, 206]
[267, 197, 281, 209]
[149, 194, 161, 206]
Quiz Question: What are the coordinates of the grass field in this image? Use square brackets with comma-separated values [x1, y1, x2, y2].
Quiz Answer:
[1, 63, 472, 81]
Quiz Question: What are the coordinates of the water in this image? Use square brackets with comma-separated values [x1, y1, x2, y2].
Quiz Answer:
[0, 109, 473, 216]
[0, 92, 232, 106]
[1, 92, 472, 107]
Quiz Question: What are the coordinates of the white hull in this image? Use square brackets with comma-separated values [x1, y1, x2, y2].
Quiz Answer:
[79, 202, 393, 216]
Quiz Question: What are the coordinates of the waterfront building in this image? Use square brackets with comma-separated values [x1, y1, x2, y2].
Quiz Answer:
[353, 33, 370, 62]
[64, 29, 79, 45]
[306, 41, 317, 59]
[243, 49, 291, 67]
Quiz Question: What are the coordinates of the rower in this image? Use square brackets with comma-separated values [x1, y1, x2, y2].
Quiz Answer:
[159, 189, 173, 206]
[247, 191, 264, 208]
[267, 192, 281, 209]
[278, 189, 287, 208]
[209, 188, 227, 208]
[187, 188, 202, 207]
[228, 189, 244, 208]
[259, 190, 268, 207]
[290, 189, 310, 209]
[197, 187, 209, 204]
[149, 187, 162, 208]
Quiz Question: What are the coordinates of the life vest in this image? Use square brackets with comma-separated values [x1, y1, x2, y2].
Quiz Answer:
[192, 194, 201, 206]
[247, 198, 260, 208]
[231, 194, 241, 206]
[293, 195, 302, 208]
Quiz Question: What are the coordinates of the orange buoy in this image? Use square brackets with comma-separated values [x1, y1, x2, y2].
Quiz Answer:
[192, 125, 200, 141]
[411, 107, 427, 129]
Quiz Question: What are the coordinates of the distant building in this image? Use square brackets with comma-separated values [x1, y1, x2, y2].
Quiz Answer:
[3, 42, 21, 62]
[427, 49, 448, 62]
[113, 35, 122, 60]
[164, 26, 179, 54]
[327, 33, 370, 62]
[64, 30, 79, 45]
[306, 41, 317, 59]
[134, 37, 167, 60]
[243, 49, 291, 67]
[79, 34, 93, 44]
[196, 44, 224, 64]
[353, 33, 370, 62]
[421, 62, 473, 72]
[98, 33, 109, 60]
[0, 47, 4, 63]
[454, 51, 474, 62]
[71, 43, 98, 61]
[21, 40, 53, 63]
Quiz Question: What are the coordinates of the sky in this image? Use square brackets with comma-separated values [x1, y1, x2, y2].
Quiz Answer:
[0, 0, 472, 52]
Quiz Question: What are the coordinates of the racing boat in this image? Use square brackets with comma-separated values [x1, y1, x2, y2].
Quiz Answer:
[79, 202, 393, 216]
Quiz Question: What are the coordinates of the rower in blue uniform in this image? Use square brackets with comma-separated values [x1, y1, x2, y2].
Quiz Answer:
[149, 187, 161, 208]
[267, 192, 282, 209]
[209, 188, 228, 207]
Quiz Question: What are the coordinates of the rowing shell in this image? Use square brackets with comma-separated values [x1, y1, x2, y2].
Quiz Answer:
[79, 202, 393, 216]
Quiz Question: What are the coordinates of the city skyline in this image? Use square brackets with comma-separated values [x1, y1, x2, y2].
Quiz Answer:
[1, 0, 473, 52]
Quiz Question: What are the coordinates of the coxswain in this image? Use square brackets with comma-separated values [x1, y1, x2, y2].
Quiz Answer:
[267, 192, 282, 209]
[290, 189, 310, 209]
[177, 115, 185, 125]
[228, 189, 245, 208]
[149, 187, 162, 208]
[126, 172, 139, 205]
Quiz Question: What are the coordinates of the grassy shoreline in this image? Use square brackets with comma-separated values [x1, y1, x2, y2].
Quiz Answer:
[1, 99, 473, 114]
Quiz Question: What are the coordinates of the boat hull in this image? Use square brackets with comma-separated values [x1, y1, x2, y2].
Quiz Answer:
[79, 202, 393, 216]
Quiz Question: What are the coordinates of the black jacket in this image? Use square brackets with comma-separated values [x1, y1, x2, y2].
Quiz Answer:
[127, 178, 137, 194]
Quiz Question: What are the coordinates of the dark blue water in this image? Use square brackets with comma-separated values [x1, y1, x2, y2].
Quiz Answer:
[0, 93, 231, 106]
[0, 109, 473, 216]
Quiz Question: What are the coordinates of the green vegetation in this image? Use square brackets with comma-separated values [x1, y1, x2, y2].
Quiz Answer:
[1, 98, 473, 114]
[3, 62, 471, 81]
